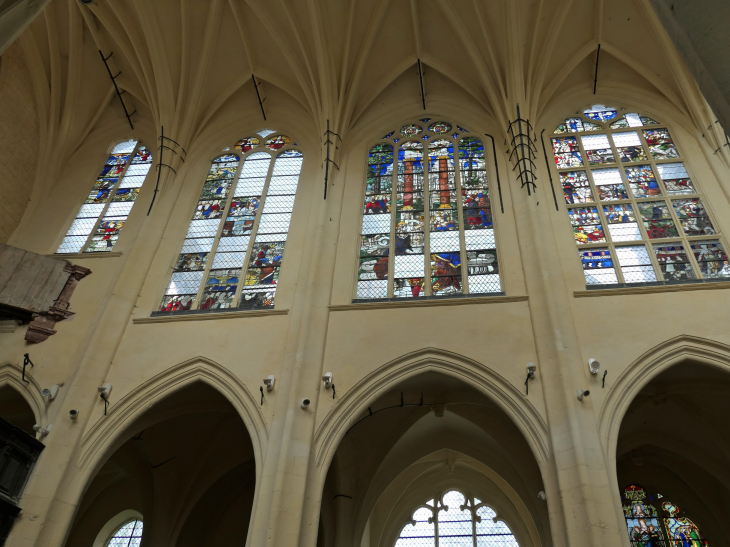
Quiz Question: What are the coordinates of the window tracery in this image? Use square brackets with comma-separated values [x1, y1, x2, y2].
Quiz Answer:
[357, 120, 501, 300]
[621, 485, 708, 546]
[57, 140, 152, 253]
[160, 130, 302, 312]
[551, 105, 729, 286]
[106, 519, 143, 547]
[395, 489, 519, 547]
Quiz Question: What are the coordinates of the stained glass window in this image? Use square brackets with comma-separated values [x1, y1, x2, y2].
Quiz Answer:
[395, 490, 519, 547]
[57, 140, 152, 253]
[356, 120, 501, 300]
[107, 519, 143, 547]
[160, 132, 302, 312]
[550, 109, 730, 286]
[621, 485, 709, 546]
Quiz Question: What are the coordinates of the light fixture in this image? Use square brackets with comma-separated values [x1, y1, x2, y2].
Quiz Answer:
[588, 358, 600, 374]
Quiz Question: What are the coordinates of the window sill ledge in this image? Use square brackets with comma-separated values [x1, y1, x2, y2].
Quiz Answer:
[52, 252, 123, 260]
[133, 308, 289, 324]
[575, 280, 730, 297]
[332, 294, 527, 311]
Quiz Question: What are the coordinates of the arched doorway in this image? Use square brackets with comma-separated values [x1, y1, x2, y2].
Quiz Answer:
[65, 382, 257, 547]
[615, 363, 730, 544]
[0, 385, 36, 435]
[318, 371, 550, 547]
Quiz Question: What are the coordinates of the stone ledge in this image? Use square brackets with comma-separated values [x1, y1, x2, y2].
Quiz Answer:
[133, 309, 289, 324]
[574, 281, 730, 298]
[330, 295, 528, 311]
[52, 252, 123, 259]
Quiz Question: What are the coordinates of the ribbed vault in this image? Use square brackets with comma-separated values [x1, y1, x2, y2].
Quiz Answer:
[13, 0, 730, 207]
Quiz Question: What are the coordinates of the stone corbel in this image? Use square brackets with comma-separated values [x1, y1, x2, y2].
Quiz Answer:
[25, 265, 91, 343]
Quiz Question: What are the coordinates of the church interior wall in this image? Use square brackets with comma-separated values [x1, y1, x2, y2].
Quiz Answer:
[1, 0, 730, 545]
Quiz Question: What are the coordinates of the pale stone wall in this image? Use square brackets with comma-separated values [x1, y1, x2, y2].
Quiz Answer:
[0, 41, 38, 243]
[0, 1, 729, 547]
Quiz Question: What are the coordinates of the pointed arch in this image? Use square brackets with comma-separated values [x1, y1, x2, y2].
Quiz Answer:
[77, 356, 267, 476]
[0, 361, 45, 426]
[313, 347, 550, 475]
[598, 335, 730, 458]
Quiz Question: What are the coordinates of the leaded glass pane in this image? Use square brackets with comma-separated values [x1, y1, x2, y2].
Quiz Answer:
[58, 140, 151, 253]
[160, 140, 302, 312]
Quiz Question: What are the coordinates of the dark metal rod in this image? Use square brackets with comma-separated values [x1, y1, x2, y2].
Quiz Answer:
[602, 369, 608, 388]
[593, 44, 601, 95]
[417, 59, 426, 110]
[99, 50, 134, 130]
[324, 119, 330, 199]
[540, 129, 559, 211]
[484, 134, 504, 214]
[148, 126, 163, 215]
[160, 135, 187, 155]
[516, 105, 531, 196]
[252, 74, 267, 121]
[22, 353, 33, 384]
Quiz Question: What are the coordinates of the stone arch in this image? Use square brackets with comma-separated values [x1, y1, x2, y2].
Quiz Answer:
[0, 360, 46, 426]
[77, 355, 267, 481]
[598, 334, 730, 460]
[313, 347, 550, 478]
[374, 449, 541, 547]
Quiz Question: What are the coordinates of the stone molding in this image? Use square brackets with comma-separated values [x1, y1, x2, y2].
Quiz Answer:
[313, 347, 550, 475]
[598, 334, 730, 458]
[329, 295, 528, 311]
[25, 264, 91, 343]
[77, 356, 268, 478]
[0, 361, 47, 427]
[133, 308, 289, 324]
[574, 281, 730, 298]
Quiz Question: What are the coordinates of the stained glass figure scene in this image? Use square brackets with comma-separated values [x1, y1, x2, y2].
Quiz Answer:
[621, 486, 709, 547]
[395, 490, 519, 547]
[107, 519, 143, 547]
[160, 135, 302, 312]
[57, 140, 152, 253]
[551, 109, 728, 286]
[356, 120, 501, 300]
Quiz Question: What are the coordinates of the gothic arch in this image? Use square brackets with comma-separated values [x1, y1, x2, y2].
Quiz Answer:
[0, 360, 46, 425]
[77, 356, 267, 479]
[598, 334, 730, 460]
[313, 347, 550, 476]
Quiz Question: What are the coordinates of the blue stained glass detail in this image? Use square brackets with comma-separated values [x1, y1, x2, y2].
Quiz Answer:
[422, 135, 430, 140]
[216, 154, 240, 162]
[457, 126, 469, 133]
[394, 138, 400, 143]
[383, 131, 395, 139]
[420, 118, 431, 123]
[452, 133, 460, 139]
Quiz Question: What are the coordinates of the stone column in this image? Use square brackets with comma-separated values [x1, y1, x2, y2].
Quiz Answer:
[247, 133, 348, 547]
[504, 112, 627, 545]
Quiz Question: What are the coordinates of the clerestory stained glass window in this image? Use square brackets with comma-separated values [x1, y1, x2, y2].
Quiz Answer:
[107, 519, 143, 547]
[57, 140, 152, 253]
[159, 131, 302, 312]
[621, 485, 709, 546]
[551, 105, 730, 286]
[357, 120, 501, 300]
[395, 490, 519, 547]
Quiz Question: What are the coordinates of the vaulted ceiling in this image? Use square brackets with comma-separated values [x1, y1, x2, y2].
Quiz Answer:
[14, 0, 727, 191]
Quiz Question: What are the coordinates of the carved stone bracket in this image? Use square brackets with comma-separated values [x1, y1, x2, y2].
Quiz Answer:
[25, 265, 91, 343]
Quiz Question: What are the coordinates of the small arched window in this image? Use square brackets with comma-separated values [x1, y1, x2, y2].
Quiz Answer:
[551, 105, 730, 286]
[621, 485, 708, 546]
[57, 140, 152, 253]
[106, 519, 143, 547]
[357, 120, 501, 300]
[395, 490, 519, 547]
[160, 131, 303, 312]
